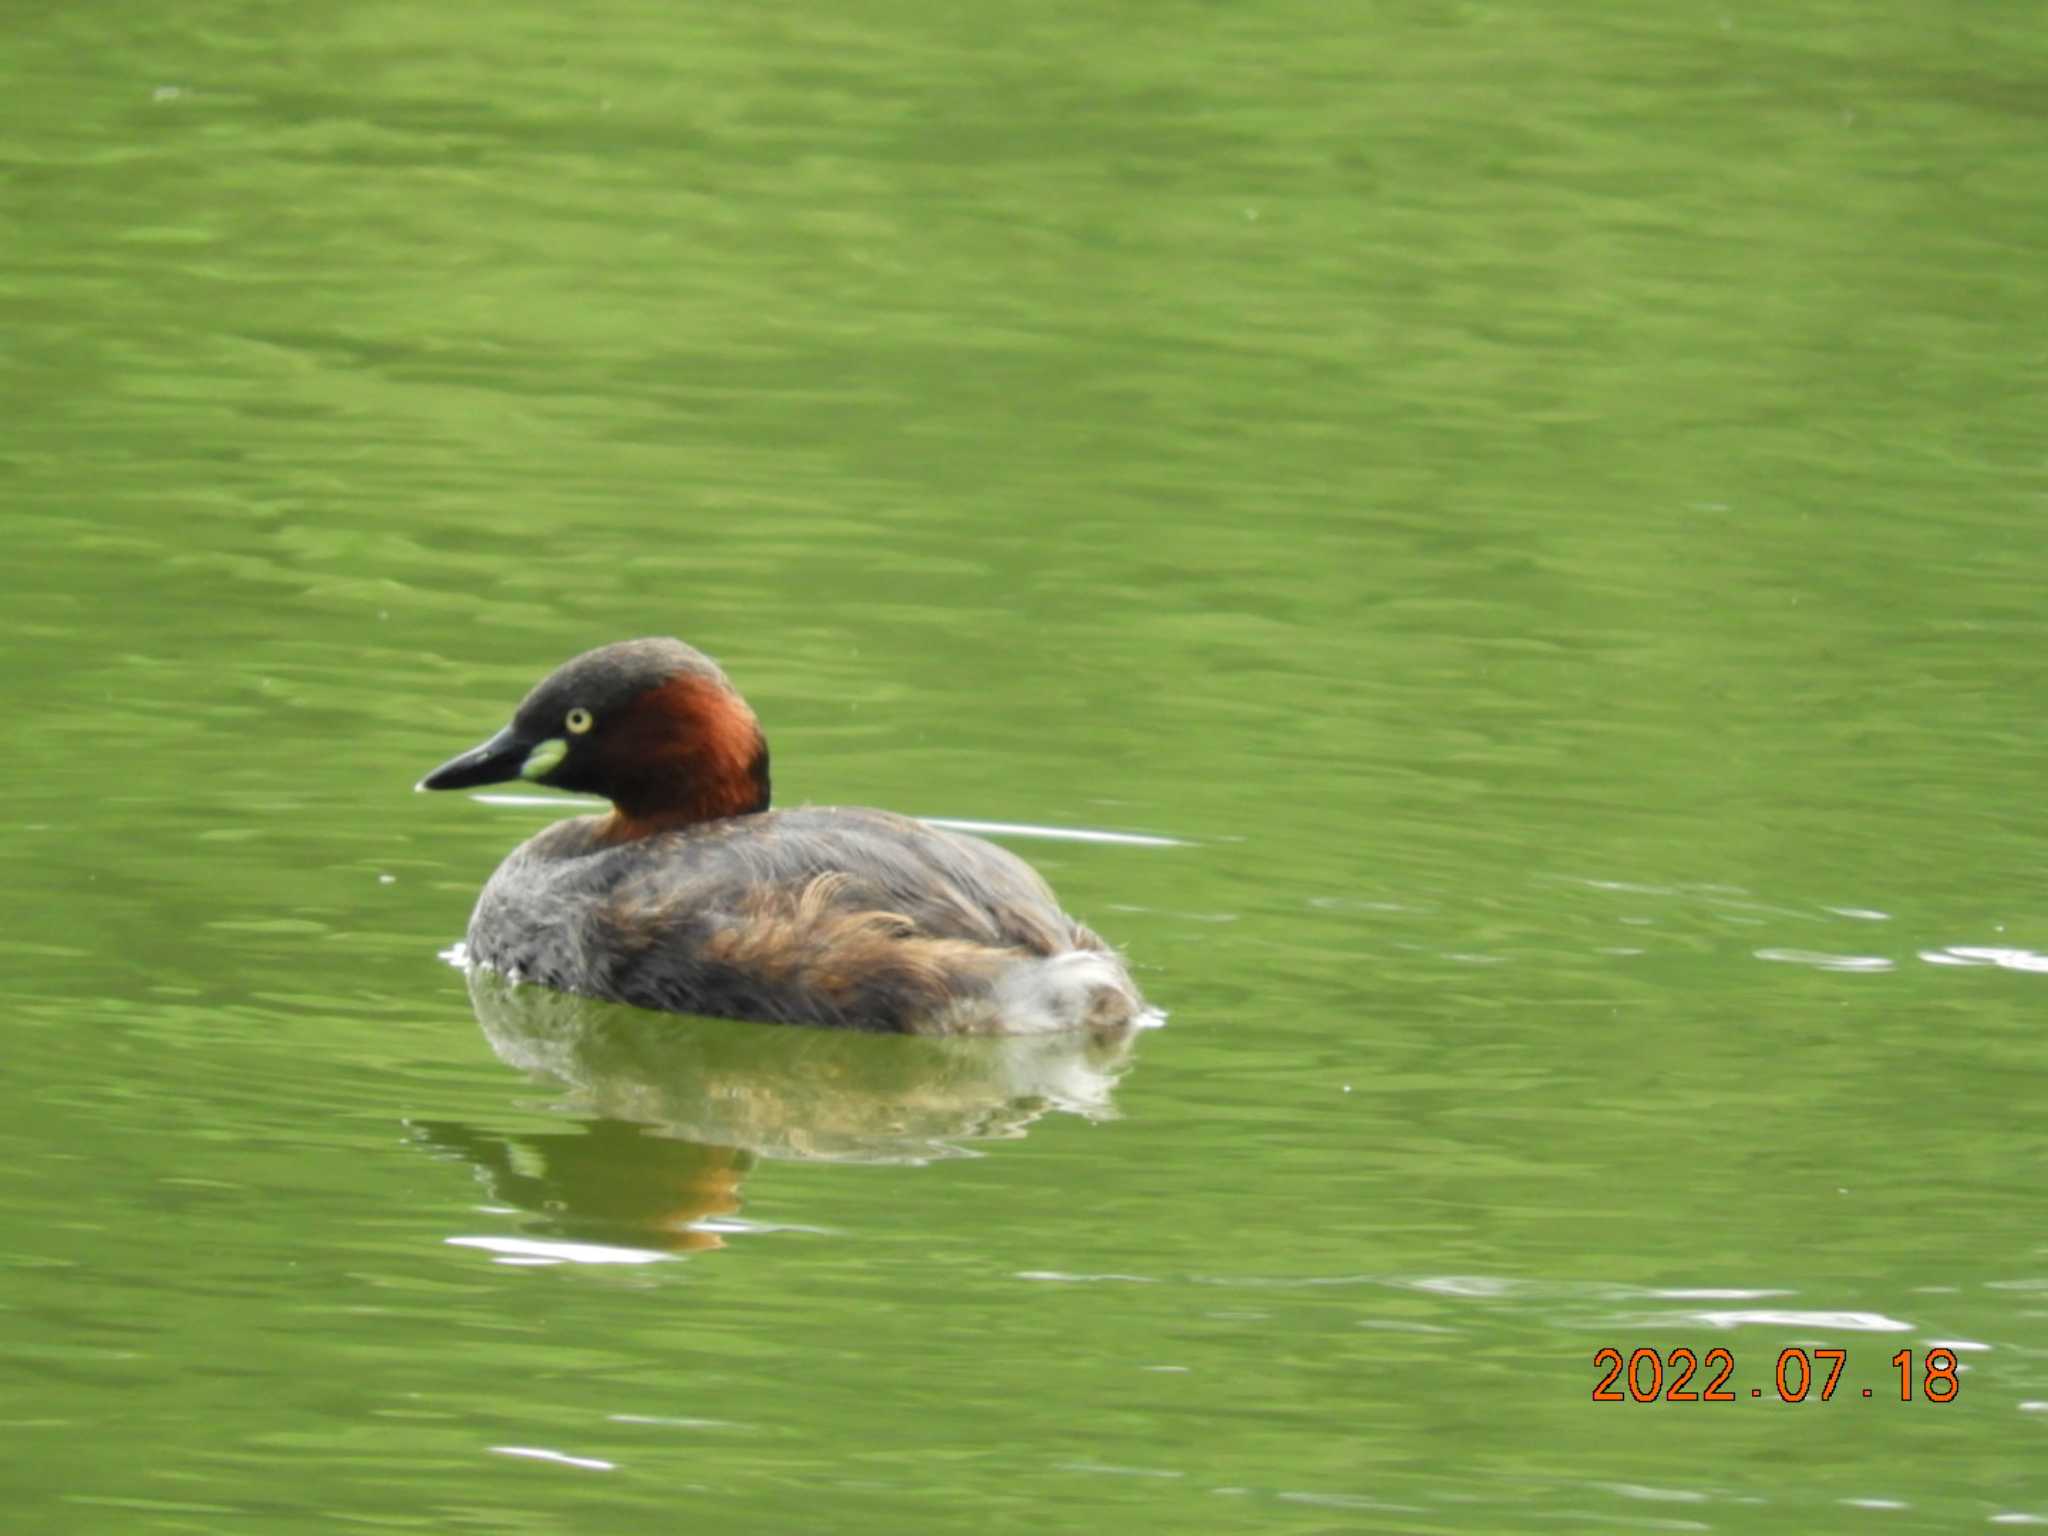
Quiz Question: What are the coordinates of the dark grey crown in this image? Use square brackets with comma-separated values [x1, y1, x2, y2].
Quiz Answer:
[510, 638, 727, 732]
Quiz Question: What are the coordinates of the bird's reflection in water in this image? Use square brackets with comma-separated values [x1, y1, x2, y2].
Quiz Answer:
[410, 1116, 747, 1254]
[415, 967, 1148, 1254]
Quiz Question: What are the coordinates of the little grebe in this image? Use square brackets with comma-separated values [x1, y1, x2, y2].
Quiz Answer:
[419, 639, 1145, 1034]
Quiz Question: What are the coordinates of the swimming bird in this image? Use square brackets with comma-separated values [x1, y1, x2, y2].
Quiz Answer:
[419, 639, 1145, 1034]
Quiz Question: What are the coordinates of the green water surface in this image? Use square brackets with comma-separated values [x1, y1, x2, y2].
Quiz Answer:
[5, 2, 2047, 1531]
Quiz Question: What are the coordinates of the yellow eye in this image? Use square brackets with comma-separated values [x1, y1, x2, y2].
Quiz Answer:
[565, 707, 593, 735]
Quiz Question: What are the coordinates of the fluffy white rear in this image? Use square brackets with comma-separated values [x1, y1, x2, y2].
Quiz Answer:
[960, 948, 1156, 1035]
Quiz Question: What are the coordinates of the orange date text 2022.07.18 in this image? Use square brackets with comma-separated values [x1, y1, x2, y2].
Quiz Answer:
[1592, 1347, 1960, 1404]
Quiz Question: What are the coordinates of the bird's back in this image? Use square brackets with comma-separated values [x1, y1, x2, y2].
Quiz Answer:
[467, 806, 1142, 1034]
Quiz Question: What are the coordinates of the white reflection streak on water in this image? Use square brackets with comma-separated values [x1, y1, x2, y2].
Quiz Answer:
[1920, 945, 2048, 973]
[1276, 1490, 1428, 1514]
[1404, 1276, 1515, 1298]
[1647, 1288, 1793, 1300]
[447, 1235, 671, 1266]
[1557, 872, 2048, 976]
[1599, 1483, 1709, 1504]
[1753, 949, 1894, 972]
[923, 816, 1189, 848]
[1686, 1309, 1912, 1331]
[467, 793, 1190, 847]
[491, 1446, 615, 1471]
